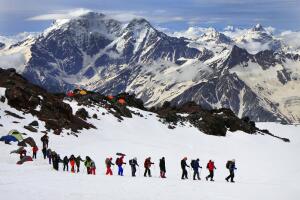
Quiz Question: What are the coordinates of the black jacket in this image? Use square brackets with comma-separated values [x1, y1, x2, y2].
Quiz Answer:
[130, 159, 139, 167]
[159, 158, 166, 172]
[75, 156, 84, 166]
[181, 159, 189, 170]
[63, 156, 69, 164]
[41, 135, 49, 143]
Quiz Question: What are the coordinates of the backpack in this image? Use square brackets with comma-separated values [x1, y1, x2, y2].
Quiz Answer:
[129, 159, 133, 166]
[116, 158, 121, 165]
[144, 159, 150, 168]
[226, 161, 232, 169]
[191, 160, 196, 168]
[105, 158, 110, 165]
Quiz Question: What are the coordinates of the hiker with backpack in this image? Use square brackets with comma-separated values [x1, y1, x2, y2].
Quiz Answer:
[225, 159, 237, 183]
[47, 149, 52, 164]
[206, 160, 217, 181]
[75, 156, 84, 173]
[63, 156, 69, 171]
[32, 146, 38, 159]
[144, 157, 154, 177]
[191, 158, 202, 180]
[116, 155, 126, 176]
[84, 156, 92, 174]
[52, 153, 61, 171]
[181, 157, 190, 180]
[42, 147, 47, 159]
[40, 133, 49, 149]
[129, 157, 139, 177]
[105, 157, 115, 175]
[69, 155, 76, 173]
[159, 157, 166, 178]
[90, 160, 96, 175]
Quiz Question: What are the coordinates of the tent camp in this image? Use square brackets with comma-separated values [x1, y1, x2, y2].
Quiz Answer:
[0, 135, 18, 144]
[8, 130, 24, 141]
[17, 156, 33, 165]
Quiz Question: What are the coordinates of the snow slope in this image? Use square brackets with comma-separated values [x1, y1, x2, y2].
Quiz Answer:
[0, 93, 299, 200]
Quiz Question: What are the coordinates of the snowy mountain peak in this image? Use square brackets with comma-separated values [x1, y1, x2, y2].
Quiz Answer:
[200, 28, 232, 44]
[77, 11, 106, 20]
[126, 18, 155, 33]
[252, 23, 265, 32]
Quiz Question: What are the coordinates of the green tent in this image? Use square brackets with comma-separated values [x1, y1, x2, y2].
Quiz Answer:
[9, 130, 24, 142]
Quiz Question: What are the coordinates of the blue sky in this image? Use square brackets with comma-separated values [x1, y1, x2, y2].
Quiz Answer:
[0, 0, 300, 35]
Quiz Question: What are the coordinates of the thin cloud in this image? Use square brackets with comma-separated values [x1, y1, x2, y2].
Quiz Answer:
[27, 8, 92, 21]
[27, 8, 185, 24]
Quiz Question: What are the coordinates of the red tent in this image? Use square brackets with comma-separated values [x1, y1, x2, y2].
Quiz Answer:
[118, 98, 126, 105]
[67, 91, 74, 97]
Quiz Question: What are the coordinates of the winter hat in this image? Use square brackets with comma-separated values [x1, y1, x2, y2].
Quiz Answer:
[134, 157, 137, 160]
[232, 159, 235, 162]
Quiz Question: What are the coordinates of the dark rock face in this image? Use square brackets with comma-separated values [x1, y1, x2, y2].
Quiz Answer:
[29, 121, 39, 127]
[24, 125, 38, 133]
[223, 45, 252, 68]
[76, 108, 89, 120]
[4, 110, 25, 119]
[0, 68, 95, 134]
[155, 101, 257, 136]
[0, 42, 5, 49]
[154, 102, 288, 142]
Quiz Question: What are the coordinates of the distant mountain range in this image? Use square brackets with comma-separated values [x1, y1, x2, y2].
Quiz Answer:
[0, 12, 299, 123]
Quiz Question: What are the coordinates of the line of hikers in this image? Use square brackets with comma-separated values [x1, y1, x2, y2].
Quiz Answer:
[34, 133, 237, 182]
[106, 155, 237, 182]
[38, 133, 97, 175]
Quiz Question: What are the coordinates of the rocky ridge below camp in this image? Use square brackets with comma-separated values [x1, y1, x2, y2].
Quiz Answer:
[0, 68, 289, 142]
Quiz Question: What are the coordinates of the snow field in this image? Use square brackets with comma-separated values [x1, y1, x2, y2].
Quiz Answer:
[0, 99, 300, 200]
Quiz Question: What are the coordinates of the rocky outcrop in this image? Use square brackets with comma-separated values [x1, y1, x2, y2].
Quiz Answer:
[0, 68, 95, 134]
[154, 102, 289, 142]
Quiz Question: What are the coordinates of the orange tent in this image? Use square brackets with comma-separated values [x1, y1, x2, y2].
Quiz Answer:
[118, 98, 126, 105]
[107, 95, 114, 100]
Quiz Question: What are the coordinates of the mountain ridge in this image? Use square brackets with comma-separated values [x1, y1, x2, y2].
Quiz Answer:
[0, 12, 299, 123]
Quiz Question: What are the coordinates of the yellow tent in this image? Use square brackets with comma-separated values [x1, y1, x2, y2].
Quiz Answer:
[8, 130, 24, 141]
[79, 90, 87, 95]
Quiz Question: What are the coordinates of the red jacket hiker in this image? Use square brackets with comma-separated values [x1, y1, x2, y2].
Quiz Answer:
[144, 158, 154, 168]
[207, 160, 216, 171]
[70, 159, 75, 173]
[32, 146, 38, 159]
[32, 146, 38, 153]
